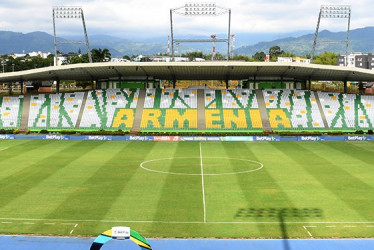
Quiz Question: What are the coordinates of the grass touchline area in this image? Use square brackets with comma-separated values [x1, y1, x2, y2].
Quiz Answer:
[0, 140, 374, 239]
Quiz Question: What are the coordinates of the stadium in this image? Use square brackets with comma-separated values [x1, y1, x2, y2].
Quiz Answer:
[1, 2, 374, 250]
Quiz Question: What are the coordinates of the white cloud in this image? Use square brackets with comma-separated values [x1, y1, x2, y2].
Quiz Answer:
[0, 0, 372, 39]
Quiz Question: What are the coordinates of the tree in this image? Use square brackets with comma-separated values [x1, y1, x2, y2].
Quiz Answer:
[232, 54, 252, 62]
[91, 48, 112, 62]
[252, 52, 266, 62]
[313, 52, 338, 65]
[279, 51, 295, 58]
[68, 54, 89, 64]
[203, 52, 226, 61]
[123, 55, 131, 60]
[182, 51, 204, 61]
[269, 46, 284, 61]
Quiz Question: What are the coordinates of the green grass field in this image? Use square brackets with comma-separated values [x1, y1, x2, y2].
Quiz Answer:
[0, 140, 374, 239]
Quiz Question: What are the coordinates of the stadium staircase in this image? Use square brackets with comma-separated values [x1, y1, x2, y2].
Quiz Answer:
[197, 89, 206, 130]
[132, 89, 146, 132]
[314, 91, 329, 129]
[20, 94, 31, 131]
[255, 90, 272, 132]
[75, 92, 88, 129]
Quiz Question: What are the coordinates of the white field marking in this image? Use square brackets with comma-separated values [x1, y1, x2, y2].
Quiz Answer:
[1, 218, 374, 225]
[139, 157, 264, 176]
[44, 223, 55, 225]
[1, 222, 12, 224]
[0, 147, 8, 152]
[200, 142, 206, 223]
[61, 223, 76, 225]
[23, 222, 35, 225]
[303, 226, 314, 238]
[69, 223, 78, 235]
[344, 226, 357, 228]
[367, 226, 374, 228]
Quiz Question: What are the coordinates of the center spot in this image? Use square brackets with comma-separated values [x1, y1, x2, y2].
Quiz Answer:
[140, 157, 263, 176]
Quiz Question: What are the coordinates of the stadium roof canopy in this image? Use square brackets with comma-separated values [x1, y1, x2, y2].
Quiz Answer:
[1, 62, 374, 82]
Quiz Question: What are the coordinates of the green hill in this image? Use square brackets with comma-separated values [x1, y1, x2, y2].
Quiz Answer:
[235, 27, 374, 56]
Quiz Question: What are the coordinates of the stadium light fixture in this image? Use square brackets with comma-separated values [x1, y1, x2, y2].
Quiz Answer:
[311, 5, 351, 66]
[320, 5, 351, 18]
[170, 2, 231, 61]
[184, 3, 217, 16]
[54, 6, 82, 19]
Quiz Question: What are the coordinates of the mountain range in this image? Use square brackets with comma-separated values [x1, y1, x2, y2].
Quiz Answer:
[0, 27, 373, 57]
[235, 27, 374, 56]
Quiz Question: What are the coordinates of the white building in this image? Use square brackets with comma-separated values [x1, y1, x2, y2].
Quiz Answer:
[277, 57, 311, 64]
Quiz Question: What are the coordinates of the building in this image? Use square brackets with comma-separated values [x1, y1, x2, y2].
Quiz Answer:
[277, 57, 311, 64]
[338, 53, 374, 70]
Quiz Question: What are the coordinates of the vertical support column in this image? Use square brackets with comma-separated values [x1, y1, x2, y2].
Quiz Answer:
[172, 76, 176, 89]
[254, 76, 257, 89]
[227, 9, 231, 61]
[344, 80, 348, 93]
[225, 79, 229, 89]
[280, 76, 284, 87]
[311, 9, 322, 63]
[56, 79, 60, 94]
[245, 79, 248, 89]
[308, 78, 312, 90]
[81, 9, 92, 63]
[359, 82, 364, 95]
[52, 9, 58, 67]
[21, 81, 24, 94]
[346, 9, 351, 67]
[170, 9, 174, 62]
[8, 82, 12, 95]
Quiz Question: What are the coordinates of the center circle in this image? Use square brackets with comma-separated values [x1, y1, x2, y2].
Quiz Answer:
[139, 157, 264, 176]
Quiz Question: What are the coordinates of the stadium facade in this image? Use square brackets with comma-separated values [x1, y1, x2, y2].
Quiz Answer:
[1, 62, 374, 133]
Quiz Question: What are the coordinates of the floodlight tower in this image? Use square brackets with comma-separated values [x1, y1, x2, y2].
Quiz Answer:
[170, 2, 231, 61]
[211, 34, 217, 60]
[52, 6, 92, 65]
[167, 35, 171, 56]
[311, 5, 351, 65]
[230, 34, 235, 59]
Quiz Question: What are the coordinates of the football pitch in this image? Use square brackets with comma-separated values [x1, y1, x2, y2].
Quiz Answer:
[0, 140, 374, 239]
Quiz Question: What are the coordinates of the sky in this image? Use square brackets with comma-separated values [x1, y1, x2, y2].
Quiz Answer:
[0, 0, 372, 39]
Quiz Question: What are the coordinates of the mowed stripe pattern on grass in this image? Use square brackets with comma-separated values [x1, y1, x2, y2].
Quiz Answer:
[0, 140, 374, 238]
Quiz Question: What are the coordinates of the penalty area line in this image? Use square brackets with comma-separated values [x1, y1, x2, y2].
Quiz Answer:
[70, 224, 78, 235]
[303, 226, 314, 238]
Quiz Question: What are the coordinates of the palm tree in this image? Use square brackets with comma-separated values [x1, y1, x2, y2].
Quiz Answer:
[91, 48, 112, 62]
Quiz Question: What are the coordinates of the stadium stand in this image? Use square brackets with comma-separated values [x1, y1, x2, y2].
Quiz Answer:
[0, 96, 23, 129]
[28, 92, 84, 129]
[79, 89, 139, 130]
[263, 90, 325, 130]
[318, 92, 374, 130]
[7, 88, 374, 132]
[205, 89, 263, 130]
[141, 88, 198, 130]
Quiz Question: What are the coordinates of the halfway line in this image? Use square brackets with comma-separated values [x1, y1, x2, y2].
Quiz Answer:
[200, 142, 206, 223]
